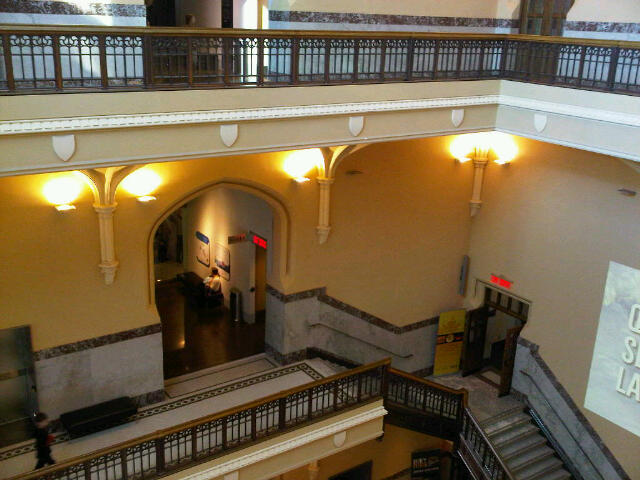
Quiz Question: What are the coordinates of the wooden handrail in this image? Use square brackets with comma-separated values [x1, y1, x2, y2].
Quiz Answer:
[8, 358, 390, 480]
[388, 367, 468, 401]
[0, 25, 639, 48]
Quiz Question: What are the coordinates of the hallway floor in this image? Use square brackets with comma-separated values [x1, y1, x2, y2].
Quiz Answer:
[0, 356, 340, 477]
[427, 371, 523, 422]
[156, 279, 266, 379]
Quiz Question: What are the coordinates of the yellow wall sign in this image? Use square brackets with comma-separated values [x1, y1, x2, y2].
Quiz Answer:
[433, 309, 466, 376]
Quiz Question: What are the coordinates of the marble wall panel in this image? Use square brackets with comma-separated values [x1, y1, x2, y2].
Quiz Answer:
[513, 339, 629, 480]
[35, 333, 164, 419]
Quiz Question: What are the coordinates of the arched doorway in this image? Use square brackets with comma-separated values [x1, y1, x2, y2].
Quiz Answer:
[151, 184, 278, 380]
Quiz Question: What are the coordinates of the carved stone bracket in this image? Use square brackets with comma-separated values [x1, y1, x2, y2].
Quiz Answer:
[80, 165, 142, 285]
[315, 144, 370, 244]
[470, 156, 489, 217]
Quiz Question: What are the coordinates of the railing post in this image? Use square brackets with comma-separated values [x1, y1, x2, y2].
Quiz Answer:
[278, 397, 287, 430]
[84, 460, 92, 480]
[52, 34, 63, 90]
[155, 437, 165, 473]
[2, 34, 15, 91]
[143, 34, 153, 88]
[307, 388, 313, 420]
[251, 407, 257, 440]
[98, 34, 108, 89]
[405, 38, 414, 81]
[607, 46, 620, 91]
[120, 449, 128, 479]
[223, 37, 233, 85]
[333, 381, 339, 410]
[432, 39, 440, 79]
[477, 41, 486, 78]
[381, 364, 389, 399]
[291, 36, 299, 85]
[187, 37, 194, 86]
[455, 40, 463, 78]
[324, 38, 330, 84]
[357, 374, 362, 402]
[191, 426, 197, 460]
[257, 36, 264, 86]
[379, 39, 386, 82]
[221, 417, 228, 449]
[352, 39, 359, 83]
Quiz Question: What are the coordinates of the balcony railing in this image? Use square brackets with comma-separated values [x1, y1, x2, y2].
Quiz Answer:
[12, 359, 391, 480]
[1, 26, 639, 96]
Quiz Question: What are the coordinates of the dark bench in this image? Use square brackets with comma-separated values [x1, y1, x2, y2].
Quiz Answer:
[60, 396, 137, 438]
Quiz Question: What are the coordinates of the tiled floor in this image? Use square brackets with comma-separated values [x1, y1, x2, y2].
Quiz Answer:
[427, 372, 523, 422]
[0, 356, 339, 478]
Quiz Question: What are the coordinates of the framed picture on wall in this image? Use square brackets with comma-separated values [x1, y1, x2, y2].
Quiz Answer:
[215, 242, 230, 280]
[195, 231, 210, 267]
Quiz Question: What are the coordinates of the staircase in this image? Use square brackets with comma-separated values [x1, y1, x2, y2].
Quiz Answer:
[481, 408, 572, 480]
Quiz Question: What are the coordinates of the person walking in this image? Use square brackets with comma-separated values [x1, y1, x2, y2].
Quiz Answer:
[34, 412, 55, 469]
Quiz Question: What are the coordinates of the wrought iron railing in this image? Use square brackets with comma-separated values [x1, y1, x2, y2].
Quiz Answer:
[11, 359, 389, 480]
[0, 26, 639, 95]
[385, 368, 466, 440]
[458, 408, 516, 480]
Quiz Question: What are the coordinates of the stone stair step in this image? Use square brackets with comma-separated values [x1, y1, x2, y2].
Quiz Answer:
[508, 445, 555, 472]
[515, 456, 563, 480]
[480, 406, 525, 428]
[529, 468, 572, 480]
[499, 434, 548, 459]
[484, 412, 531, 437]
[491, 423, 539, 446]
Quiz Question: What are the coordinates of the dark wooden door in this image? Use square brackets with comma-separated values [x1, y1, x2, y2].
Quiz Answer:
[499, 325, 523, 396]
[461, 306, 489, 376]
[520, 0, 574, 36]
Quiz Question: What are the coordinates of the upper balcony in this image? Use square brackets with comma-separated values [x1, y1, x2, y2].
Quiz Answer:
[1, 25, 639, 96]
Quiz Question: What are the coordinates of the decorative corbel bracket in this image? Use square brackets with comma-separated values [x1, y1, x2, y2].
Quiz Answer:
[80, 165, 142, 284]
[315, 144, 369, 244]
[469, 154, 489, 217]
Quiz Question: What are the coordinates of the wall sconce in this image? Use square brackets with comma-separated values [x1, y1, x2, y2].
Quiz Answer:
[449, 132, 518, 216]
[283, 148, 323, 183]
[43, 174, 84, 212]
[119, 168, 161, 202]
[449, 132, 518, 165]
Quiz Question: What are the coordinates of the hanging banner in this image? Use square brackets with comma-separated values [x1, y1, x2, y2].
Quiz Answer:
[584, 261, 640, 438]
[433, 309, 466, 376]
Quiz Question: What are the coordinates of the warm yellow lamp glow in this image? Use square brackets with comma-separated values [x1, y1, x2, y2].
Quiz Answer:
[449, 132, 518, 164]
[283, 148, 323, 182]
[43, 174, 83, 211]
[120, 169, 162, 198]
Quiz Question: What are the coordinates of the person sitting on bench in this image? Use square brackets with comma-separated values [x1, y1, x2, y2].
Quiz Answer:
[203, 268, 223, 306]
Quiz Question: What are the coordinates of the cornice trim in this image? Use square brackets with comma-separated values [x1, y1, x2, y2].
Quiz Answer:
[0, 95, 500, 135]
[3, 93, 640, 137]
[177, 405, 387, 480]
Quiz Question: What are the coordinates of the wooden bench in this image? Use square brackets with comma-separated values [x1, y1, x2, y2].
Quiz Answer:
[60, 396, 137, 438]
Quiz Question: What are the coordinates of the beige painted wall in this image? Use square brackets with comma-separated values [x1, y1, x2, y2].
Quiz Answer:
[269, 0, 519, 19]
[0, 136, 472, 350]
[566, 0, 640, 22]
[281, 424, 449, 480]
[466, 138, 640, 478]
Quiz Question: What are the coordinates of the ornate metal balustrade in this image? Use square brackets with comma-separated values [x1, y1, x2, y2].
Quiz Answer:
[0, 26, 639, 95]
[10, 359, 390, 480]
[458, 408, 516, 480]
[385, 368, 467, 441]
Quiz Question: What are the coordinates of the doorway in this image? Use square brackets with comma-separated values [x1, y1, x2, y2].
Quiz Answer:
[462, 286, 529, 396]
[154, 186, 272, 380]
[0, 326, 38, 447]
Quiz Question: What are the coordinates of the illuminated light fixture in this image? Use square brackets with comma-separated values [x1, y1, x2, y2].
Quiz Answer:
[43, 174, 84, 212]
[283, 148, 323, 183]
[120, 168, 161, 200]
[449, 132, 518, 165]
[449, 132, 519, 216]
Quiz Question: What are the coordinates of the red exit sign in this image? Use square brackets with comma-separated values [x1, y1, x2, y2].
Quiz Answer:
[490, 274, 512, 289]
[252, 234, 267, 249]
